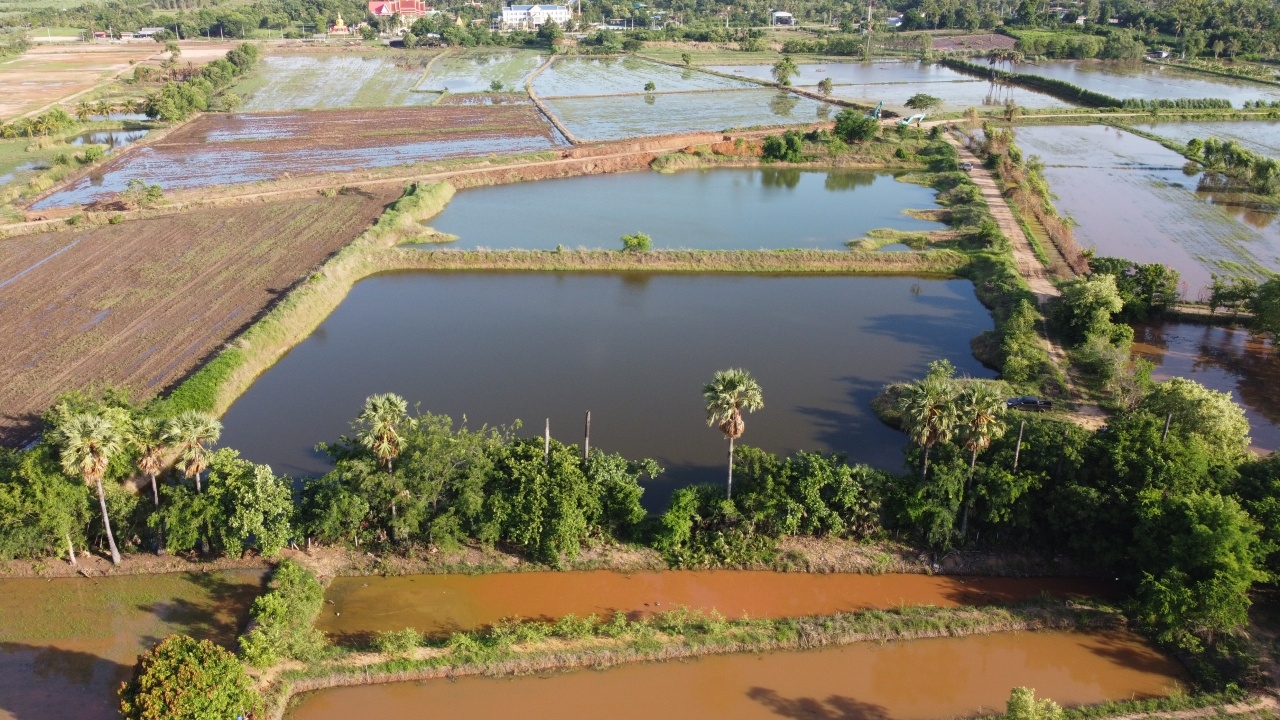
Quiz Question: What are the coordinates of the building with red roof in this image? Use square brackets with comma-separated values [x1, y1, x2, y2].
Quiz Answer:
[368, 0, 430, 18]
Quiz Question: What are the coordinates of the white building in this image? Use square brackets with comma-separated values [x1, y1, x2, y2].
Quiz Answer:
[770, 10, 794, 25]
[501, 4, 572, 29]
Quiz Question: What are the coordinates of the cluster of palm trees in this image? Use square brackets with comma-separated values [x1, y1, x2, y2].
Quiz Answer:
[0, 108, 76, 139]
[52, 409, 223, 565]
[895, 363, 1008, 541]
[73, 98, 148, 122]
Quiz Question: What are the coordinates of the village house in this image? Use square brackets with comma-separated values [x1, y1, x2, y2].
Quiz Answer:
[500, 4, 572, 29]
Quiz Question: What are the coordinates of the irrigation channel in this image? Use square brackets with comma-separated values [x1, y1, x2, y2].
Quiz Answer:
[414, 168, 946, 250]
[219, 273, 994, 498]
[287, 629, 1186, 720]
[316, 571, 1118, 641]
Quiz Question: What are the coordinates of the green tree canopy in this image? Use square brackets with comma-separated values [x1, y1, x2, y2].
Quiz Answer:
[119, 635, 261, 720]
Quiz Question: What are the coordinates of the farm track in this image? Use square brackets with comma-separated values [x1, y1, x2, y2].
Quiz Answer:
[0, 190, 397, 444]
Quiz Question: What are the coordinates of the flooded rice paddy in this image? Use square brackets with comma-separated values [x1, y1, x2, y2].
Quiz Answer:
[1136, 119, 1280, 158]
[33, 106, 561, 208]
[288, 629, 1185, 720]
[0, 570, 264, 720]
[1003, 59, 1280, 105]
[237, 54, 445, 110]
[421, 168, 944, 250]
[534, 56, 755, 97]
[1134, 322, 1280, 452]
[419, 49, 544, 93]
[317, 571, 1115, 640]
[709, 60, 1064, 111]
[219, 273, 994, 497]
[545, 88, 833, 140]
[1014, 124, 1280, 295]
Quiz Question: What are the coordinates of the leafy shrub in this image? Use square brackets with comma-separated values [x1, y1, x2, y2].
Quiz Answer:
[374, 627, 423, 656]
[119, 634, 261, 720]
[239, 560, 327, 667]
[833, 109, 879, 143]
[762, 131, 804, 162]
[78, 145, 104, 164]
[620, 232, 652, 252]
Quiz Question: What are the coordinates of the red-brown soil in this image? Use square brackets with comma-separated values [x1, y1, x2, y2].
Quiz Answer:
[932, 34, 1017, 52]
[0, 189, 396, 443]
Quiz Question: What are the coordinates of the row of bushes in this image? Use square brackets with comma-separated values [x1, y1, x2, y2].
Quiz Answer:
[1120, 97, 1233, 110]
[940, 57, 1124, 107]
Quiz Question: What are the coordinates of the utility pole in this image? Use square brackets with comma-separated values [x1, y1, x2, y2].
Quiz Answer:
[583, 411, 591, 460]
[1012, 420, 1025, 472]
[544, 418, 551, 462]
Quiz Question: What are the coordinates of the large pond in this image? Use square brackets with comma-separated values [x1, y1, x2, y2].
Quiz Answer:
[421, 168, 945, 250]
[1014, 124, 1280, 295]
[709, 60, 1066, 112]
[545, 89, 833, 141]
[1133, 321, 1280, 453]
[0, 570, 264, 720]
[288, 629, 1186, 720]
[1003, 59, 1280, 106]
[1136, 119, 1280, 158]
[219, 273, 994, 500]
[317, 571, 1116, 641]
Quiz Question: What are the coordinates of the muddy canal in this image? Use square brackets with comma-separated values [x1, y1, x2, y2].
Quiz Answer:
[219, 273, 995, 498]
[0, 570, 264, 720]
[420, 168, 945, 250]
[289, 629, 1185, 720]
[317, 571, 1116, 641]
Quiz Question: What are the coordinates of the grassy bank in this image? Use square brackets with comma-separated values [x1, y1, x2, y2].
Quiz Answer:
[261, 600, 1122, 719]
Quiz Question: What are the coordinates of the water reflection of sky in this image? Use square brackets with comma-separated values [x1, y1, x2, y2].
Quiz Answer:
[997, 59, 1280, 106]
[1134, 322, 1280, 452]
[1016, 125, 1280, 298]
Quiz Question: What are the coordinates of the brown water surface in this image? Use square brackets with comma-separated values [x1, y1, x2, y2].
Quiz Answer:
[317, 571, 1116, 641]
[0, 570, 265, 720]
[289, 630, 1186, 720]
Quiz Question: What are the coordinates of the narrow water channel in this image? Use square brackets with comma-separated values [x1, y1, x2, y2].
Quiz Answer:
[316, 571, 1117, 641]
[219, 273, 995, 501]
[288, 630, 1186, 720]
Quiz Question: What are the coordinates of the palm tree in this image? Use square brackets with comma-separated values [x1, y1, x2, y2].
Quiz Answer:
[896, 374, 958, 479]
[164, 411, 221, 492]
[129, 416, 167, 506]
[74, 101, 93, 122]
[56, 414, 124, 565]
[94, 100, 114, 119]
[953, 384, 1008, 541]
[702, 369, 764, 499]
[355, 393, 414, 523]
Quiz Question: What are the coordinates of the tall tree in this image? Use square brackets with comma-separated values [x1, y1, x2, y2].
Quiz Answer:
[702, 369, 764, 498]
[771, 55, 799, 86]
[129, 416, 167, 506]
[953, 384, 1008, 540]
[164, 411, 221, 493]
[55, 414, 124, 565]
[355, 393, 414, 525]
[897, 362, 959, 479]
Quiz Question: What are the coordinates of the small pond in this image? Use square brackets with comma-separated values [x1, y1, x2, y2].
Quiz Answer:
[417, 168, 945, 250]
[1014, 124, 1280, 295]
[1133, 321, 1280, 453]
[287, 630, 1186, 720]
[219, 273, 995, 502]
[66, 128, 148, 151]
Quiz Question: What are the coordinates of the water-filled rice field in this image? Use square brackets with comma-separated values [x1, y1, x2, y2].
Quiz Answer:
[1000, 59, 1280, 105]
[418, 49, 545, 93]
[1136, 119, 1280, 158]
[236, 53, 444, 110]
[533, 56, 755, 97]
[545, 88, 833, 140]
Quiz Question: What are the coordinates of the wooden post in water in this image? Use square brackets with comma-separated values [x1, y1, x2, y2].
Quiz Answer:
[583, 411, 591, 460]
[1162, 413, 1172, 443]
[1012, 420, 1025, 473]
[544, 419, 551, 462]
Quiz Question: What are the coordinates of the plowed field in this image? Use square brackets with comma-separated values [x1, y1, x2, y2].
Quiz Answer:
[0, 190, 396, 442]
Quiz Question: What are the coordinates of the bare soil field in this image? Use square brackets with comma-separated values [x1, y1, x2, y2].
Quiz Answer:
[0, 44, 161, 120]
[30, 105, 563, 208]
[0, 189, 396, 443]
[931, 34, 1016, 52]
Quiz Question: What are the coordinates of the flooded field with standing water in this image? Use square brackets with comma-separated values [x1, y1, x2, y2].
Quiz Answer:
[317, 571, 1116, 641]
[545, 88, 833, 140]
[1002, 59, 1280, 105]
[0, 570, 264, 720]
[219, 273, 994, 497]
[288, 629, 1185, 720]
[236, 53, 445, 110]
[534, 56, 755, 97]
[1133, 322, 1280, 452]
[709, 60, 1065, 111]
[419, 168, 945, 250]
[1014, 124, 1280, 295]
[1136, 119, 1280, 158]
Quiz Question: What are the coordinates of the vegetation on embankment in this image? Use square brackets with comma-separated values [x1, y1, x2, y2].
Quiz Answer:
[259, 598, 1124, 720]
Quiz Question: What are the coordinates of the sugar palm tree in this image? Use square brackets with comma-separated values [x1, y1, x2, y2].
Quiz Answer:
[702, 369, 764, 499]
[56, 413, 124, 565]
[953, 384, 1007, 541]
[355, 393, 414, 523]
[164, 411, 221, 492]
[74, 101, 93, 122]
[129, 416, 167, 506]
[896, 374, 958, 480]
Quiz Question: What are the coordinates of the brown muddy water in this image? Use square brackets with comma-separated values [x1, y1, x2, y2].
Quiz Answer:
[317, 571, 1117, 641]
[1134, 321, 1280, 452]
[288, 630, 1186, 720]
[0, 570, 264, 720]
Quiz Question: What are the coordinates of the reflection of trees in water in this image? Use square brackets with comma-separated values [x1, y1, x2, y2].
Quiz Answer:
[1196, 189, 1280, 230]
[824, 172, 876, 191]
[983, 80, 1015, 107]
[770, 92, 800, 117]
[816, 103, 831, 120]
[760, 168, 802, 189]
[746, 687, 891, 720]
[1189, 328, 1280, 426]
[643, 94, 655, 105]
